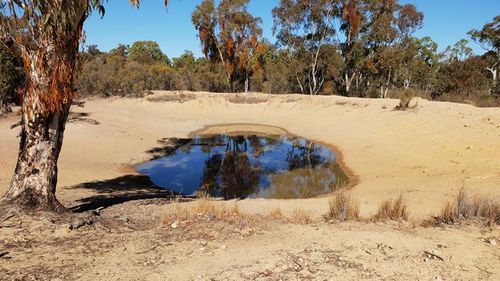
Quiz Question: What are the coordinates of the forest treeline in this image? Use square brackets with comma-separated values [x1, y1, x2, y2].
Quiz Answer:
[1, 0, 499, 110]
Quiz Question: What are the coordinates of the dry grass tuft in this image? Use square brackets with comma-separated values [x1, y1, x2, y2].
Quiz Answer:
[371, 196, 409, 222]
[325, 191, 360, 222]
[424, 189, 500, 226]
[264, 207, 315, 224]
[394, 88, 415, 110]
[265, 207, 286, 221]
[162, 199, 246, 226]
[288, 208, 314, 224]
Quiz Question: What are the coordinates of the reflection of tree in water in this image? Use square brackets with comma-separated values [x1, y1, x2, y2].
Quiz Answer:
[189, 134, 348, 199]
[266, 162, 348, 199]
[266, 139, 349, 199]
[286, 139, 325, 170]
[198, 135, 260, 199]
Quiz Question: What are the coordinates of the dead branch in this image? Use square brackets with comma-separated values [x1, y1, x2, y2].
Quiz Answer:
[9, 121, 22, 129]
[135, 244, 160, 254]
[68, 217, 94, 230]
[474, 265, 493, 275]
[424, 250, 444, 261]
[1, 213, 15, 223]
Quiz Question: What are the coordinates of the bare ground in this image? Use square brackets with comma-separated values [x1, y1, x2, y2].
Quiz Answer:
[1, 199, 499, 281]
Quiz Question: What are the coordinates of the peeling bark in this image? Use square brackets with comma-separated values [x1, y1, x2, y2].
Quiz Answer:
[1, 51, 73, 212]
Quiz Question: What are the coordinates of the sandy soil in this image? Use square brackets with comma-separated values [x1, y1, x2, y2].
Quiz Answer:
[0, 91, 499, 280]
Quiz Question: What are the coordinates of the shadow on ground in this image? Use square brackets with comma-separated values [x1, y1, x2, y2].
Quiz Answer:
[68, 112, 100, 125]
[70, 137, 197, 212]
[69, 175, 188, 213]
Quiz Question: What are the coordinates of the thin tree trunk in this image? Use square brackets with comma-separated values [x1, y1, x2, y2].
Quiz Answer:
[229, 78, 235, 93]
[486, 65, 497, 90]
[244, 71, 249, 93]
[345, 73, 355, 95]
[295, 74, 305, 94]
[380, 69, 392, 98]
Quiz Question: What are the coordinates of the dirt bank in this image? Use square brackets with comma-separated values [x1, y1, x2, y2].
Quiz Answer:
[1, 91, 498, 217]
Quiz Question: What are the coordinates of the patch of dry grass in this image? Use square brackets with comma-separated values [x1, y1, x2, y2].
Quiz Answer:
[163, 201, 317, 227]
[371, 196, 409, 222]
[147, 92, 196, 103]
[162, 199, 246, 226]
[424, 189, 500, 226]
[394, 88, 416, 110]
[265, 207, 286, 221]
[225, 95, 268, 104]
[264, 207, 314, 224]
[324, 191, 360, 222]
[288, 208, 314, 224]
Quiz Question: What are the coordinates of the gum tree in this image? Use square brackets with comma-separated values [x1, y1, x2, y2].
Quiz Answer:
[272, 0, 339, 95]
[192, 0, 263, 93]
[469, 16, 499, 94]
[0, 0, 166, 211]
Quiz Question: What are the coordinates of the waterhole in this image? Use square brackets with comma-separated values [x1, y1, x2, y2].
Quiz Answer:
[137, 134, 349, 199]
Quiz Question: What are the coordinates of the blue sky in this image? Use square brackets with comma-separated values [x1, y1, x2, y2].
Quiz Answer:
[84, 0, 499, 58]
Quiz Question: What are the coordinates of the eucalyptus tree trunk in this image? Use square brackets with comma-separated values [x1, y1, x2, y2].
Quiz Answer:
[345, 73, 355, 94]
[486, 64, 498, 90]
[1, 47, 75, 211]
[244, 71, 249, 93]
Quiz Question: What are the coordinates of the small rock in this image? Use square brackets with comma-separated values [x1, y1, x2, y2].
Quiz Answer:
[170, 221, 179, 229]
[435, 275, 443, 281]
[489, 239, 497, 246]
[221, 245, 227, 249]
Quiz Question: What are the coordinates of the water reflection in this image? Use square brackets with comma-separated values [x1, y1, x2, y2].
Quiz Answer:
[137, 134, 349, 199]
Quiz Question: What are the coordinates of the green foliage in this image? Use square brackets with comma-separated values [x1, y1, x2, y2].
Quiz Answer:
[0, 42, 24, 110]
[432, 56, 490, 99]
[443, 39, 473, 62]
[129, 41, 171, 65]
[71, 2, 498, 107]
[469, 16, 499, 97]
[258, 47, 295, 94]
[173, 50, 196, 69]
[272, 0, 338, 95]
[468, 16, 500, 52]
[76, 43, 228, 97]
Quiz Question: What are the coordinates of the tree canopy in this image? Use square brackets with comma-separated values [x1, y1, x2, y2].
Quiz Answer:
[192, 0, 264, 92]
